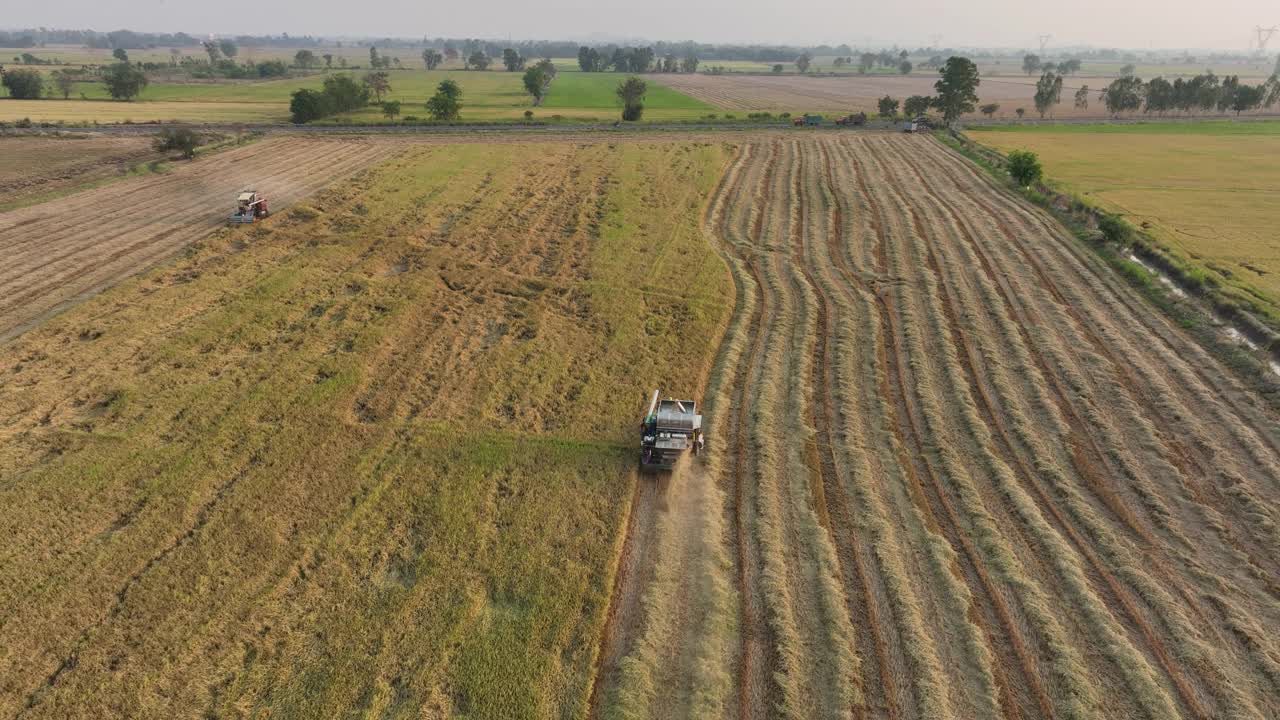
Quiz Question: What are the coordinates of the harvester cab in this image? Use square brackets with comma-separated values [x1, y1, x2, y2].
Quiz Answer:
[229, 190, 269, 224]
[639, 389, 704, 472]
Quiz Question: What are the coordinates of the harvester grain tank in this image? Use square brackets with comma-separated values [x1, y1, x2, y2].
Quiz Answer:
[639, 389, 704, 471]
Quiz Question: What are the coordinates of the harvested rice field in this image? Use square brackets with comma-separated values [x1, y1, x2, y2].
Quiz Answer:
[1, 130, 1277, 720]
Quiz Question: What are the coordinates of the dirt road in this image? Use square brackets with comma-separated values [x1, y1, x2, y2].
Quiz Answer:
[598, 134, 1280, 719]
[0, 137, 402, 343]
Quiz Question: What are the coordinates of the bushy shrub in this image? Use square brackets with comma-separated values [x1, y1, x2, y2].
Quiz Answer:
[1097, 213, 1134, 245]
[1006, 149, 1042, 187]
[2, 68, 44, 99]
[153, 126, 202, 158]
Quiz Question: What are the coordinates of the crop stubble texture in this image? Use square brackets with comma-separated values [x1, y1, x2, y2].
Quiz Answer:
[621, 133, 1280, 720]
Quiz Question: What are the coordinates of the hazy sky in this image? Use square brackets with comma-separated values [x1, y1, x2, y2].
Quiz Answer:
[8, 0, 1279, 51]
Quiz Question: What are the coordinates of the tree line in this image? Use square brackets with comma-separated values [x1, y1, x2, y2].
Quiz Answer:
[1021, 67, 1280, 118]
[575, 46, 698, 73]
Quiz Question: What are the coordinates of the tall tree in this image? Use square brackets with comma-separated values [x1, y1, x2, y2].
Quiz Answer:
[101, 62, 148, 100]
[113, 47, 129, 63]
[294, 49, 317, 68]
[1057, 58, 1081, 75]
[1101, 76, 1143, 115]
[1074, 84, 1089, 109]
[219, 39, 237, 58]
[1119, 63, 1136, 77]
[899, 60, 913, 74]
[617, 76, 647, 120]
[52, 69, 77, 99]
[502, 48, 524, 72]
[681, 54, 699, 73]
[1022, 53, 1041, 75]
[523, 65, 550, 105]
[363, 71, 391, 103]
[1033, 70, 1064, 118]
[323, 53, 333, 68]
[466, 51, 490, 70]
[933, 56, 980, 124]
[877, 95, 900, 118]
[980, 102, 1000, 118]
[422, 48, 443, 70]
[425, 79, 462, 120]
[858, 52, 876, 73]
[202, 41, 219, 63]
[795, 53, 811, 73]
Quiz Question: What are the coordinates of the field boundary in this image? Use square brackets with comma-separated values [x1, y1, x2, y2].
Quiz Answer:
[941, 129, 1280, 407]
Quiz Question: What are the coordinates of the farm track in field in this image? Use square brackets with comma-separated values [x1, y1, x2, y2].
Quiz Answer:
[0, 137, 403, 343]
[601, 132, 1280, 720]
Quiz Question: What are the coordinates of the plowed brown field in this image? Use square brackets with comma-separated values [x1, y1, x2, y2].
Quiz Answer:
[0, 137, 402, 343]
[597, 133, 1280, 720]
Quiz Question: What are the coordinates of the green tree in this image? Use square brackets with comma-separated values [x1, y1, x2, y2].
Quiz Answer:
[681, 54, 699, 73]
[1074, 85, 1089, 109]
[904, 95, 932, 117]
[294, 49, 318, 68]
[933, 56, 980, 124]
[1229, 83, 1264, 115]
[523, 65, 550, 105]
[289, 88, 330, 123]
[1006, 149, 1042, 186]
[502, 48, 524, 72]
[101, 63, 148, 100]
[1058, 58, 1081, 75]
[1102, 76, 1143, 115]
[1119, 63, 1136, 77]
[980, 102, 1000, 118]
[858, 52, 876, 73]
[617, 76, 647, 121]
[52, 69, 77, 99]
[382, 100, 401, 119]
[113, 47, 129, 63]
[426, 79, 462, 120]
[466, 51, 490, 70]
[219, 39, 237, 58]
[899, 60, 913, 75]
[1033, 70, 1064, 118]
[1022, 53, 1041, 75]
[577, 46, 604, 72]
[795, 53, 811, 73]
[153, 126, 201, 159]
[363, 71, 391, 102]
[1, 69, 44, 99]
[772, 64, 784, 73]
[202, 41, 220, 63]
[422, 49, 443, 70]
[322, 73, 369, 112]
[1016, 107, 1026, 119]
[877, 95, 900, 118]
[323, 53, 333, 68]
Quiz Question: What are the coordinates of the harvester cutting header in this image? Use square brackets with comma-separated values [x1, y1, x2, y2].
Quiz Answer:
[639, 389, 704, 471]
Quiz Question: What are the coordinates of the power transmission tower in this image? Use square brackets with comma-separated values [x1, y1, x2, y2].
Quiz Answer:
[1255, 25, 1278, 54]
[1038, 34, 1053, 55]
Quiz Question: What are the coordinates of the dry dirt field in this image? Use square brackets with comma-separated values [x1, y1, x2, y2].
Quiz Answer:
[0, 136, 401, 343]
[593, 134, 1280, 720]
[654, 73, 1275, 120]
[0, 135, 161, 208]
